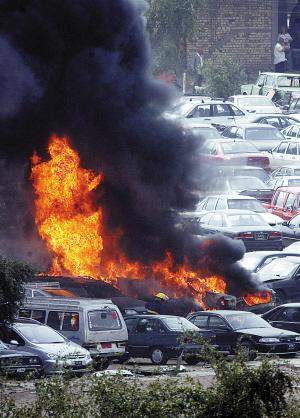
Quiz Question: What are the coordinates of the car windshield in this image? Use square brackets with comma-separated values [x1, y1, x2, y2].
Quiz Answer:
[278, 76, 300, 87]
[190, 127, 220, 139]
[226, 314, 271, 330]
[245, 128, 284, 141]
[229, 177, 267, 190]
[16, 324, 65, 344]
[162, 317, 199, 332]
[227, 199, 264, 212]
[258, 258, 300, 282]
[226, 213, 267, 227]
[88, 310, 122, 331]
[221, 142, 258, 154]
[237, 97, 273, 107]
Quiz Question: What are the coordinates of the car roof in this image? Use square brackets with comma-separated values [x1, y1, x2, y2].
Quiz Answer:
[124, 315, 184, 320]
[194, 310, 254, 316]
[204, 194, 256, 200]
[276, 186, 300, 193]
[203, 209, 257, 215]
[208, 138, 250, 143]
[233, 123, 278, 129]
[230, 95, 273, 99]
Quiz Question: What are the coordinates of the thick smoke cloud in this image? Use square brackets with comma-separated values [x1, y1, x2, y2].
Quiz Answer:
[0, 0, 262, 296]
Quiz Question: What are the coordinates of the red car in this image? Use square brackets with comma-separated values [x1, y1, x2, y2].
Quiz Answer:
[266, 186, 300, 220]
[199, 139, 270, 170]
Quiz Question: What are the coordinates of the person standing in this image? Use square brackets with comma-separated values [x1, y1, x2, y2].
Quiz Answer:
[274, 37, 286, 73]
[279, 26, 293, 70]
[193, 48, 204, 92]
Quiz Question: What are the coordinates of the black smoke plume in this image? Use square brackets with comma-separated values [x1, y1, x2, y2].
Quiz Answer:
[0, 0, 263, 297]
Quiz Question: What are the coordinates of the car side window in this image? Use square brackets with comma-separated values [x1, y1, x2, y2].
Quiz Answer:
[274, 191, 287, 208]
[212, 104, 231, 117]
[256, 74, 266, 86]
[276, 142, 288, 154]
[19, 309, 31, 318]
[264, 117, 280, 128]
[265, 75, 275, 87]
[215, 197, 227, 210]
[224, 127, 237, 138]
[125, 318, 137, 332]
[209, 316, 229, 329]
[62, 312, 79, 331]
[190, 315, 209, 328]
[289, 126, 298, 138]
[285, 194, 296, 211]
[197, 199, 208, 210]
[190, 104, 211, 118]
[286, 142, 298, 155]
[205, 197, 218, 211]
[275, 308, 300, 322]
[31, 310, 46, 323]
[47, 311, 63, 330]
[230, 105, 244, 116]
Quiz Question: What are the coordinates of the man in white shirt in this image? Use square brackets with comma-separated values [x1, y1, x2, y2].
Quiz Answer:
[279, 26, 293, 70]
[193, 48, 204, 91]
[274, 37, 286, 73]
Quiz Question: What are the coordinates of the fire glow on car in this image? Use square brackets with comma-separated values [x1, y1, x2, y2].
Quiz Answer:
[31, 135, 270, 309]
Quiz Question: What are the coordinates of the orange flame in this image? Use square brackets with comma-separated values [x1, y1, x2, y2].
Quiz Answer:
[243, 290, 272, 306]
[30, 135, 260, 307]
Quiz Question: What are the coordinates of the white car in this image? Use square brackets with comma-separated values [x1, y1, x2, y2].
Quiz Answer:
[164, 101, 246, 127]
[267, 175, 300, 190]
[268, 140, 300, 168]
[227, 95, 282, 114]
[182, 121, 221, 140]
[282, 124, 300, 140]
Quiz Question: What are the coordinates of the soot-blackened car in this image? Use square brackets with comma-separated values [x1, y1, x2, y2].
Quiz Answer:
[262, 304, 300, 334]
[0, 339, 42, 377]
[124, 315, 216, 365]
[187, 310, 300, 360]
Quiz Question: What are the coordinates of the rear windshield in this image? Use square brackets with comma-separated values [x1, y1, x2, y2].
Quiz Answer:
[227, 213, 266, 227]
[227, 199, 263, 212]
[245, 128, 284, 141]
[88, 310, 122, 331]
[221, 142, 258, 154]
[228, 177, 267, 190]
[162, 317, 199, 331]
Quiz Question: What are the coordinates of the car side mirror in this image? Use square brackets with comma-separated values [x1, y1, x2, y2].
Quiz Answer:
[10, 340, 19, 346]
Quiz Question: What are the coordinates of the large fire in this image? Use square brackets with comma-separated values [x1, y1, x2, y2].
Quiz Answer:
[31, 135, 267, 307]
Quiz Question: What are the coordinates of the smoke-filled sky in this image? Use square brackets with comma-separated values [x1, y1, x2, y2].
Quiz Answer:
[0, 0, 262, 296]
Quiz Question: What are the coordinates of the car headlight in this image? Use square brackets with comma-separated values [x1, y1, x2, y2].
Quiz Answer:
[47, 353, 58, 359]
[259, 337, 280, 343]
[28, 357, 39, 364]
[295, 336, 300, 342]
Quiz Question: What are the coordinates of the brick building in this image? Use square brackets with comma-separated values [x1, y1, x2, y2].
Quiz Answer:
[188, 0, 300, 80]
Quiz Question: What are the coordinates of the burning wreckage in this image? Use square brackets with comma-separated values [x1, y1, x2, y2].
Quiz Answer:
[0, 0, 272, 314]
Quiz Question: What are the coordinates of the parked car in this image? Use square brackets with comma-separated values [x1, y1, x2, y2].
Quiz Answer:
[227, 95, 281, 114]
[205, 176, 273, 203]
[240, 251, 299, 273]
[199, 139, 270, 170]
[282, 94, 300, 120]
[197, 210, 283, 251]
[222, 124, 285, 151]
[124, 315, 216, 365]
[262, 304, 300, 334]
[187, 310, 300, 359]
[19, 297, 128, 370]
[265, 186, 300, 220]
[257, 256, 300, 303]
[282, 124, 300, 140]
[241, 72, 300, 105]
[241, 114, 300, 130]
[196, 195, 282, 226]
[269, 140, 300, 169]
[267, 175, 300, 190]
[0, 339, 42, 377]
[182, 121, 222, 139]
[269, 166, 300, 181]
[212, 165, 269, 182]
[276, 214, 300, 246]
[0, 319, 92, 375]
[165, 101, 246, 128]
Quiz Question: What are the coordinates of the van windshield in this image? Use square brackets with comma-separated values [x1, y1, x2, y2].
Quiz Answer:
[88, 310, 122, 331]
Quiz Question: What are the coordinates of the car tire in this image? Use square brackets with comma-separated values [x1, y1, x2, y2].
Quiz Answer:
[184, 356, 200, 366]
[150, 347, 168, 365]
[240, 341, 256, 361]
[93, 359, 110, 371]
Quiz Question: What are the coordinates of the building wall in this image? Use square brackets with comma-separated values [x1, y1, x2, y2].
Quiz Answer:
[188, 0, 278, 80]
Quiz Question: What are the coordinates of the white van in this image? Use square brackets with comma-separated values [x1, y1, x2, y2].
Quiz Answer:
[19, 297, 128, 370]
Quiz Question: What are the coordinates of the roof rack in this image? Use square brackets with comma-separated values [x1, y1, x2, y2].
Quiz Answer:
[24, 282, 61, 289]
[23, 297, 113, 309]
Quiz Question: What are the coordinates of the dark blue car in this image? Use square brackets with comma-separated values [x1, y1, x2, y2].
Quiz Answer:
[124, 315, 215, 365]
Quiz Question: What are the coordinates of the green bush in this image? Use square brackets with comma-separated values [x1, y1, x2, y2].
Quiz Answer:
[203, 52, 247, 98]
[0, 354, 297, 418]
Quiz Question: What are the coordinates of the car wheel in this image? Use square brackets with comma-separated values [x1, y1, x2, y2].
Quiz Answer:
[240, 341, 256, 361]
[184, 356, 200, 366]
[93, 359, 110, 371]
[150, 347, 168, 365]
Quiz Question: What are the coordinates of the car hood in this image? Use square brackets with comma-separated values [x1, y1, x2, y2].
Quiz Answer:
[237, 327, 299, 337]
[32, 341, 88, 357]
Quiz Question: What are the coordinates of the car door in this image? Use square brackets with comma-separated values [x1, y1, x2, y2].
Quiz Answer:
[268, 307, 300, 333]
[208, 315, 236, 352]
[128, 318, 160, 357]
[211, 104, 235, 126]
[284, 142, 299, 165]
[271, 191, 288, 218]
[187, 104, 212, 124]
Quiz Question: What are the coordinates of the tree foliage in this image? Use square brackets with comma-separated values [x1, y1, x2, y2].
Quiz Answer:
[203, 52, 247, 98]
[146, 0, 202, 75]
[0, 258, 33, 324]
